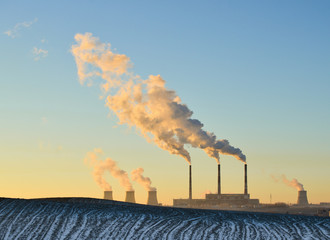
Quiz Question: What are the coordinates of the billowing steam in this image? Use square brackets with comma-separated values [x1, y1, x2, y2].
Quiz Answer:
[85, 148, 133, 191]
[84, 148, 111, 191]
[271, 174, 304, 191]
[131, 168, 156, 191]
[72, 33, 246, 164]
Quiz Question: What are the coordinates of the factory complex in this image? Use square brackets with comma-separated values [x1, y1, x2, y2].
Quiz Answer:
[99, 160, 328, 217]
[173, 163, 260, 208]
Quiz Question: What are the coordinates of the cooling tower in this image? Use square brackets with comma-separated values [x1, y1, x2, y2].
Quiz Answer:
[244, 164, 248, 195]
[189, 165, 192, 201]
[218, 164, 221, 198]
[104, 191, 113, 200]
[147, 190, 158, 205]
[125, 191, 136, 203]
[297, 190, 309, 206]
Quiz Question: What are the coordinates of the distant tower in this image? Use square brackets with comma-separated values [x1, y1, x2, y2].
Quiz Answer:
[244, 164, 248, 195]
[218, 163, 221, 198]
[297, 190, 309, 206]
[147, 191, 158, 205]
[125, 191, 136, 203]
[104, 191, 113, 200]
[189, 165, 192, 202]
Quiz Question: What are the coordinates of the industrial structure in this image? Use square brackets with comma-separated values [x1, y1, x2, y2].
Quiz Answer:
[104, 191, 113, 200]
[125, 191, 136, 203]
[297, 190, 309, 206]
[173, 163, 259, 208]
[147, 191, 159, 205]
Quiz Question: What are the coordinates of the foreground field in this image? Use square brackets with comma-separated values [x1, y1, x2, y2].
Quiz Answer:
[0, 198, 329, 239]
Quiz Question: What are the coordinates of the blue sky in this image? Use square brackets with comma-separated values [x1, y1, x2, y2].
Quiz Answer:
[0, 1, 329, 204]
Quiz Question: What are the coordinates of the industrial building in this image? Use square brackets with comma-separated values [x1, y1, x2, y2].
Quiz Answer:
[125, 191, 136, 203]
[297, 190, 309, 206]
[173, 163, 260, 208]
[104, 190, 159, 205]
[104, 191, 113, 200]
[147, 190, 159, 205]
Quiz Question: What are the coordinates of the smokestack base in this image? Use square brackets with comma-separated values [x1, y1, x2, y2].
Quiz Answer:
[104, 191, 113, 200]
[125, 191, 136, 203]
[297, 190, 309, 206]
[147, 190, 158, 205]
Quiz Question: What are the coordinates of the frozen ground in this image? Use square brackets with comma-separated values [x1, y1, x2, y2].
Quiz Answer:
[0, 198, 329, 239]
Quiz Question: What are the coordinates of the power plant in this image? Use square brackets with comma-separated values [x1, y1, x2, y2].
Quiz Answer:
[297, 190, 309, 206]
[173, 163, 259, 208]
[104, 191, 113, 200]
[98, 164, 326, 217]
[147, 191, 158, 205]
[103, 190, 158, 205]
[125, 191, 136, 203]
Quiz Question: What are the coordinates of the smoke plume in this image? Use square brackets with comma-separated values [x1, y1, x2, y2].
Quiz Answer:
[72, 33, 246, 164]
[131, 168, 156, 191]
[85, 148, 133, 191]
[271, 174, 304, 191]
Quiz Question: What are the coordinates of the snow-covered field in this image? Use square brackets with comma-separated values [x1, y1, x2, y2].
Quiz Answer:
[0, 198, 329, 239]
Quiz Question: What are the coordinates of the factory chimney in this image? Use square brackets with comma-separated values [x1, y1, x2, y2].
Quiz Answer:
[297, 190, 309, 206]
[147, 190, 158, 205]
[244, 164, 248, 195]
[104, 191, 113, 200]
[218, 164, 221, 198]
[189, 165, 192, 202]
[125, 191, 136, 203]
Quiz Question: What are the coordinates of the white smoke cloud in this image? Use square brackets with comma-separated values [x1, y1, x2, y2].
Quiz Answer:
[131, 168, 156, 191]
[271, 174, 304, 191]
[85, 149, 112, 191]
[72, 33, 246, 164]
[85, 148, 133, 191]
[32, 47, 48, 61]
[4, 18, 38, 38]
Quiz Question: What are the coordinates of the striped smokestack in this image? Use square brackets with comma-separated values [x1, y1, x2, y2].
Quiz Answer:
[218, 164, 221, 198]
[189, 165, 192, 202]
[244, 164, 248, 195]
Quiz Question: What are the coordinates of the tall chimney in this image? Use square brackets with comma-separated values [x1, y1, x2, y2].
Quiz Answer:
[147, 190, 158, 205]
[244, 164, 248, 195]
[125, 191, 136, 203]
[297, 190, 309, 206]
[189, 165, 192, 202]
[218, 164, 221, 198]
[104, 191, 113, 200]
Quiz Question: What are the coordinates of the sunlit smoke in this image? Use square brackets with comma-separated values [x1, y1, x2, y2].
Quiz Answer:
[73, 33, 246, 164]
[85, 149, 133, 191]
[131, 167, 156, 191]
[271, 174, 304, 191]
[84, 148, 111, 191]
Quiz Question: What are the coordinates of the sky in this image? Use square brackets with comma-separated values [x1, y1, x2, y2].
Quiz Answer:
[0, 1, 329, 205]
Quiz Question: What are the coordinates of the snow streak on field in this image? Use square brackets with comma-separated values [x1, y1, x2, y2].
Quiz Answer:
[0, 198, 329, 239]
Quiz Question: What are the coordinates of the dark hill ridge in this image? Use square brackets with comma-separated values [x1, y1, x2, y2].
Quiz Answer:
[0, 198, 329, 239]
